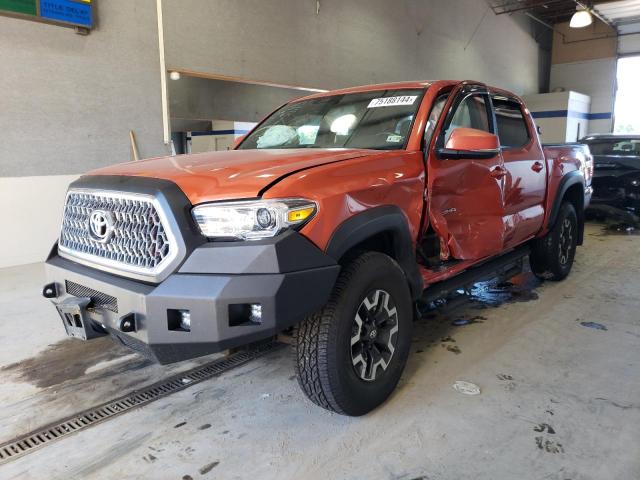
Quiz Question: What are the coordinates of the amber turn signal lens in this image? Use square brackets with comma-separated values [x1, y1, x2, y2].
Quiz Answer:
[287, 207, 315, 223]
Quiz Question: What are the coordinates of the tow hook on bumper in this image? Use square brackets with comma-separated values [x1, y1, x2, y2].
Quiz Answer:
[55, 297, 107, 340]
[118, 313, 137, 333]
[42, 282, 58, 299]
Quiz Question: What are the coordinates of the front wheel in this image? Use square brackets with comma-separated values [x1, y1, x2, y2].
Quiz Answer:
[294, 252, 413, 416]
[530, 202, 578, 281]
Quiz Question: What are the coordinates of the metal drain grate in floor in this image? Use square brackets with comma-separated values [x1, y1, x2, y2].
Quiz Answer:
[0, 341, 282, 465]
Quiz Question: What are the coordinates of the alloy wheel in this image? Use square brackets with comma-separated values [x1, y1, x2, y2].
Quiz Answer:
[559, 217, 574, 265]
[350, 289, 399, 382]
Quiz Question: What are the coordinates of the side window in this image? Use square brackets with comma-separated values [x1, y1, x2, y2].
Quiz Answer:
[423, 94, 449, 149]
[444, 94, 490, 143]
[493, 98, 530, 148]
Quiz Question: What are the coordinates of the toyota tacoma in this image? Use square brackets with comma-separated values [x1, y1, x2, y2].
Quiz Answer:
[44, 80, 593, 416]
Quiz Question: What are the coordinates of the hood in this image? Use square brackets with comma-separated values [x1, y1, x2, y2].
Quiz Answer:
[88, 148, 372, 204]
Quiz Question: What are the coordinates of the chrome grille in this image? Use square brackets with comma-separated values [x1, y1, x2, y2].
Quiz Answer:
[58, 190, 176, 277]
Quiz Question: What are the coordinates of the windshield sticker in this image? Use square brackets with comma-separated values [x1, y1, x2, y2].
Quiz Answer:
[367, 95, 418, 108]
[386, 134, 403, 143]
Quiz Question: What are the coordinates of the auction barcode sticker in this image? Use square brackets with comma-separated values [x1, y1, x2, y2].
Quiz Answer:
[367, 96, 418, 108]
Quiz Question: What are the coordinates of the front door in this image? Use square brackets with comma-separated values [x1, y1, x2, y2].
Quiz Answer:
[427, 83, 506, 260]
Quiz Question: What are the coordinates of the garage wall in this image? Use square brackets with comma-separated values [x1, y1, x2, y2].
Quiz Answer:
[169, 77, 307, 125]
[550, 57, 617, 134]
[163, 0, 545, 95]
[0, 0, 168, 268]
[549, 20, 617, 134]
[0, 0, 548, 268]
[0, 0, 168, 177]
[0, 175, 78, 268]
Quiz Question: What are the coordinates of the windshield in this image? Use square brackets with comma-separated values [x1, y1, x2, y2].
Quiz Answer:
[238, 89, 425, 151]
[586, 139, 640, 156]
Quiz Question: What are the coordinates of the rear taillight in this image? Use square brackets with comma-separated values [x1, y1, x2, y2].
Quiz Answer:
[586, 155, 594, 182]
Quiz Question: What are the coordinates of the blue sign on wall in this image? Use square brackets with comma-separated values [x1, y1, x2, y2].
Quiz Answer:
[40, 0, 91, 28]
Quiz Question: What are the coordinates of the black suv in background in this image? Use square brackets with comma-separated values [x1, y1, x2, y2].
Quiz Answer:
[580, 134, 640, 213]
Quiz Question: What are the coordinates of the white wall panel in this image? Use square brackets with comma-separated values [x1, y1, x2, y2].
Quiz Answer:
[0, 175, 77, 268]
[522, 91, 590, 143]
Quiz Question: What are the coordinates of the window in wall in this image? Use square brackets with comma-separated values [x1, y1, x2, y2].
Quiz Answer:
[493, 98, 530, 148]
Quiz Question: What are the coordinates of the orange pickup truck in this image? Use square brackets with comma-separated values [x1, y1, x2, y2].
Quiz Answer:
[44, 80, 592, 415]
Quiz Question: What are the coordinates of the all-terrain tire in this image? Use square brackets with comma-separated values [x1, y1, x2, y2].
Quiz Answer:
[529, 202, 578, 281]
[294, 252, 413, 416]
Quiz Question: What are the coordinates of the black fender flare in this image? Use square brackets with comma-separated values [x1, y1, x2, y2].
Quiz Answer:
[325, 205, 423, 299]
[547, 171, 585, 245]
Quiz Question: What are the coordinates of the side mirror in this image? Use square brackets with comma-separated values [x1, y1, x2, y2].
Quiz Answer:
[232, 135, 246, 149]
[437, 127, 500, 160]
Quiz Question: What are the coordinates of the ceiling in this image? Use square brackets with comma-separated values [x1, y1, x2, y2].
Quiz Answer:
[594, 0, 640, 32]
[489, 0, 640, 32]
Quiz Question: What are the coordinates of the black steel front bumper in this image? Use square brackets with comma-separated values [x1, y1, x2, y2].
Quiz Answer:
[45, 231, 340, 364]
[590, 170, 640, 211]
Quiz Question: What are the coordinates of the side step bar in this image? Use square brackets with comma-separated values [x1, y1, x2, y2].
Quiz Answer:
[420, 245, 531, 304]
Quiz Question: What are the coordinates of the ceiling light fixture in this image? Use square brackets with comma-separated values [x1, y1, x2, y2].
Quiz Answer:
[569, 6, 593, 28]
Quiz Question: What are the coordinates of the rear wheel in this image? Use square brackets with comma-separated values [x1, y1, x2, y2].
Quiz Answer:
[530, 202, 578, 281]
[294, 252, 413, 416]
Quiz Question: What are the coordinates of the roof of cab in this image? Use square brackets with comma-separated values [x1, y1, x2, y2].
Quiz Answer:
[292, 80, 459, 102]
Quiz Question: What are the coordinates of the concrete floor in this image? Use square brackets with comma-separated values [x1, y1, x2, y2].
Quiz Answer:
[0, 223, 638, 480]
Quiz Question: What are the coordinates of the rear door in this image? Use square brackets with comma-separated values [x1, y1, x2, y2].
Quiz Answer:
[427, 83, 506, 260]
[492, 95, 546, 247]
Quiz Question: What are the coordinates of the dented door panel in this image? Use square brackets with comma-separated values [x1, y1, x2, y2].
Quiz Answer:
[428, 157, 505, 259]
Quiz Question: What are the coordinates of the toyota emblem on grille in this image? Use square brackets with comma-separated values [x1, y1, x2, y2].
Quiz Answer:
[88, 210, 114, 243]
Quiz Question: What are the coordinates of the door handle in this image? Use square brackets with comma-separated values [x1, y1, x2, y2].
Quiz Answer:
[490, 166, 507, 179]
[532, 161, 544, 173]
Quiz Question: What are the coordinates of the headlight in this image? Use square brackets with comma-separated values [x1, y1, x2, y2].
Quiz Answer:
[192, 198, 317, 240]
